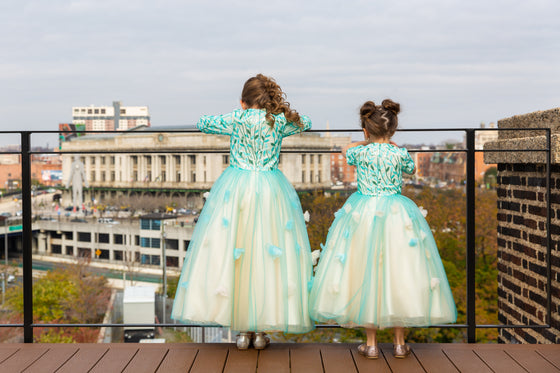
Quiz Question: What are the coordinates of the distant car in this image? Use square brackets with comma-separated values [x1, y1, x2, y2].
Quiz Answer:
[0, 212, 12, 218]
[70, 218, 87, 223]
[7, 275, 15, 283]
[98, 217, 119, 224]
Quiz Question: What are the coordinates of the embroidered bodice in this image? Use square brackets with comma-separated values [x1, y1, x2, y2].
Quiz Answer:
[197, 109, 311, 171]
[346, 143, 415, 196]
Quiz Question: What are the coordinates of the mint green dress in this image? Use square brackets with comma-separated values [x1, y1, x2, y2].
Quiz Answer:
[309, 143, 457, 328]
[172, 109, 315, 333]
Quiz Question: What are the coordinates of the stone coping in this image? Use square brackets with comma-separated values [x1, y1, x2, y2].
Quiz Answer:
[484, 107, 560, 164]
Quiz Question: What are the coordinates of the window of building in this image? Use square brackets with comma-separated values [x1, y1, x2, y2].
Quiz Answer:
[191, 172, 196, 182]
[52, 245, 62, 254]
[101, 172, 106, 182]
[98, 233, 110, 244]
[120, 109, 126, 115]
[302, 171, 305, 183]
[166, 256, 179, 267]
[223, 155, 229, 164]
[318, 155, 322, 164]
[78, 248, 91, 258]
[66, 246, 73, 256]
[302, 154, 306, 164]
[318, 171, 321, 182]
[114, 234, 123, 244]
[132, 156, 138, 165]
[101, 157, 106, 165]
[101, 108, 106, 114]
[78, 232, 91, 242]
[133, 171, 138, 181]
[111, 171, 115, 181]
[145, 156, 152, 165]
[310, 154, 314, 164]
[90, 172, 95, 182]
[91, 157, 95, 165]
[166, 239, 179, 250]
[160, 155, 166, 165]
[189, 155, 196, 165]
[174, 155, 181, 165]
[309, 171, 313, 182]
[176, 172, 181, 182]
[184, 240, 190, 251]
[114, 250, 123, 261]
[88, 109, 92, 114]
[161, 171, 166, 182]
[94, 109, 99, 114]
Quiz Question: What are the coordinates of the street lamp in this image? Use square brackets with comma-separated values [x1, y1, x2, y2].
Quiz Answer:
[161, 221, 167, 324]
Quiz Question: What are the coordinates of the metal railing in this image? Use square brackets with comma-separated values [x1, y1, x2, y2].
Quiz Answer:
[0, 127, 552, 343]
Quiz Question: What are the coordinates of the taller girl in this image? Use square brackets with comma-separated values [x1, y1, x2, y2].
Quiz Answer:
[172, 74, 315, 349]
[309, 99, 457, 358]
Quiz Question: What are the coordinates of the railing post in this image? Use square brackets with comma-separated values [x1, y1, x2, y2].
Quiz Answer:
[545, 128, 552, 326]
[465, 129, 476, 343]
[21, 132, 33, 343]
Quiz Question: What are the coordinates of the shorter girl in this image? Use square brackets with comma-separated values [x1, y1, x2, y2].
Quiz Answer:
[309, 99, 457, 359]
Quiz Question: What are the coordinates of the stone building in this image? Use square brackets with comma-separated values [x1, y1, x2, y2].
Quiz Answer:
[72, 101, 150, 131]
[60, 125, 333, 208]
[485, 108, 560, 343]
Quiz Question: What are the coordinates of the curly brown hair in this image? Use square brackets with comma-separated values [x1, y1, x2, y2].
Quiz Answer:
[241, 74, 303, 127]
[359, 99, 400, 139]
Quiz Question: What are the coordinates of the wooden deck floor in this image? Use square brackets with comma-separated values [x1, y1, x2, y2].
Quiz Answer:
[0, 342, 559, 373]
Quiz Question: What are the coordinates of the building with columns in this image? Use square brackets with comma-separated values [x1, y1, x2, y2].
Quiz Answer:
[60, 125, 333, 208]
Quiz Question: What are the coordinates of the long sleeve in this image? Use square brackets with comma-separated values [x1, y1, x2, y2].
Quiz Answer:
[197, 110, 241, 136]
[281, 115, 312, 137]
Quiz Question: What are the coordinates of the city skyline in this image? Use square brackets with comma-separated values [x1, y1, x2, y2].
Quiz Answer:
[1, 0, 559, 147]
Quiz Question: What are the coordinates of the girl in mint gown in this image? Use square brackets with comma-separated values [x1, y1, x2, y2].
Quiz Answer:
[172, 74, 314, 350]
[309, 99, 457, 359]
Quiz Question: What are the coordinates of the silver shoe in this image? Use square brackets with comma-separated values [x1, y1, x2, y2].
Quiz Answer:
[253, 332, 270, 350]
[358, 343, 379, 359]
[393, 344, 411, 359]
[236, 332, 251, 350]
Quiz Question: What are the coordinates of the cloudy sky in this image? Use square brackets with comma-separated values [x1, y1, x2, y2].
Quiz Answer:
[1, 0, 559, 147]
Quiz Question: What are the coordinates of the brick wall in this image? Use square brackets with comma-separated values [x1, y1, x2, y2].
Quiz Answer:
[495, 164, 560, 343]
[486, 107, 560, 344]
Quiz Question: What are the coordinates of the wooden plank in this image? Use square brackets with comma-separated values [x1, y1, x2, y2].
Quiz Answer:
[155, 348, 198, 373]
[537, 348, 560, 370]
[24, 346, 79, 373]
[379, 343, 425, 373]
[412, 344, 459, 373]
[0, 346, 20, 364]
[0, 345, 48, 372]
[88, 346, 138, 373]
[223, 347, 258, 373]
[122, 346, 169, 373]
[475, 348, 532, 373]
[290, 344, 324, 373]
[350, 348, 392, 373]
[55, 345, 109, 373]
[189, 346, 228, 373]
[257, 344, 290, 373]
[505, 348, 560, 373]
[442, 346, 493, 373]
[320, 345, 357, 373]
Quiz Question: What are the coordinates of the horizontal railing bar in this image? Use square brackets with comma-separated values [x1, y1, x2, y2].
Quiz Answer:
[0, 127, 548, 135]
[27, 323, 550, 329]
[0, 148, 551, 157]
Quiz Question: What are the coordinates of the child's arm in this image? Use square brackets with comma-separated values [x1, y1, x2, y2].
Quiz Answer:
[197, 110, 239, 136]
[342, 141, 368, 158]
[281, 115, 312, 137]
[391, 141, 416, 174]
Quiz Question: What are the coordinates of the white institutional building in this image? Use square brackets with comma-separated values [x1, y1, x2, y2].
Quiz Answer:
[60, 125, 333, 208]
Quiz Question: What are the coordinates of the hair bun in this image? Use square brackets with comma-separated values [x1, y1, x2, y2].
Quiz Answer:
[381, 99, 400, 115]
[360, 101, 377, 119]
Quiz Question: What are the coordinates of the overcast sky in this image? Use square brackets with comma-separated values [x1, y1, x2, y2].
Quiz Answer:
[1, 0, 559, 147]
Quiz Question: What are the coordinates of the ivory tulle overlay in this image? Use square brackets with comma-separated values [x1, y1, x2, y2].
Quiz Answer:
[309, 192, 457, 328]
[171, 109, 315, 333]
[309, 143, 457, 329]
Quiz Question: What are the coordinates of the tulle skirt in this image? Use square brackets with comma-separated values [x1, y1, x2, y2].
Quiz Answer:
[309, 192, 457, 328]
[171, 166, 314, 333]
